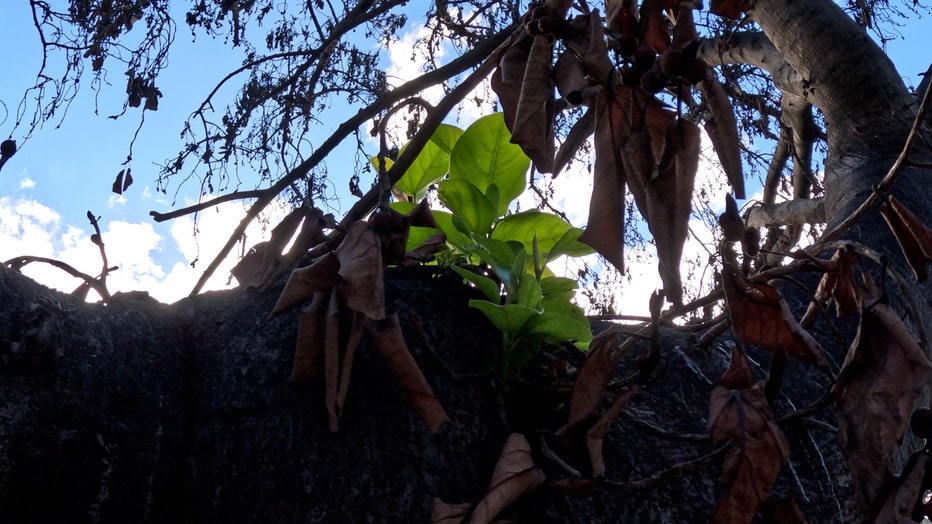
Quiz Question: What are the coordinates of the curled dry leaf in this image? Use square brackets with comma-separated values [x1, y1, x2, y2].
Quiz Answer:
[491, 30, 533, 143]
[586, 386, 640, 478]
[232, 206, 308, 288]
[638, 0, 671, 53]
[701, 70, 745, 199]
[290, 291, 328, 381]
[556, 333, 618, 436]
[709, 383, 790, 524]
[336, 220, 386, 320]
[431, 498, 473, 524]
[799, 247, 860, 328]
[868, 452, 928, 523]
[722, 259, 830, 371]
[367, 313, 449, 432]
[269, 251, 341, 318]
[879, 195, 932, 282]
[369, 200, 437, 265]
[510, 34, 556, 173]
[579, 86, 634, 273]
[719, 345, 754, 390]
[470, 433, 546, 524]
[719, 193, 746, 243]
[553, 106, 595, 177]
[710, 0, 750, 20]
[832, 294, 932, 504]
[406, 231, 448, 263]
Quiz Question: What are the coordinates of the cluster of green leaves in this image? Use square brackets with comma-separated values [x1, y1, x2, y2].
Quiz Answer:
[382, 113, 593, 379]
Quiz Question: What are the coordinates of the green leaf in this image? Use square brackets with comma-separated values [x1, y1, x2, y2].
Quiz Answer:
[515, 271, 542, 309]
[394, 139, 449, 199]
[492, 211, 575, 258]
[522, 312, 592, 346]
[370, 155, 394, 173]
[547, 227, 595, 259]
[438, 179, 498, 235]
[470, 301, 540, 334]
[540, 276, 579, 296]
[450, 113, 530, 215]
[469, 235, 522, 288]
[431, 210, 468, 251]
[451, 265, 501, 302]
[429, 123, 464, 155]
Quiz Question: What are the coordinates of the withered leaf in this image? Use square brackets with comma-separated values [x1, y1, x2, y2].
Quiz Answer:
[709, 383, 790, 524]
[833, 296, 932, 503]
[553, 47, 587, 103]
[701, 70, 745, 198]
[406, 231, 448, 263]
[491, 30, 533, 138]
[586, 387, 640, 478]
[111, 168, 133, 195]
[335, 310, 365, 420]
[431, 498, 473, 524]
[579, 86, 635, 273]
[269, 251, 340, 318]
[470, 433, 546, 524]
[719, 193, 746, 243]
[868, 452, 928, 523]
[605, 0, 639, 37]
[556, 333, 618, 436]
[336, 220, 386, 320]
[553, 107, 595, 177]
[799, 247, 860, 328]
[720, 345, 754, 390]
[879, 195, 932, 282]
[511, 34, 556, 174]
[722, 259, 830, 370]
[324, 290, 342, 432]
[234, 207, 326, 290]
[367, 313, 449, 432]
[710, 0, 750, 20]
[638, 0, 671, 53]
[290, 292, 328, 381]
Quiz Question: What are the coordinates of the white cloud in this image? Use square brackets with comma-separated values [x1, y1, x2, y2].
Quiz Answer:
[0, 195, 292, 304]
[19, 177, 35, 189]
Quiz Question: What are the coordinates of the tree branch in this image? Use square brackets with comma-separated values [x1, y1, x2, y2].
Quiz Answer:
[745, 198, 825, 228]
[697, 31, 805, 97]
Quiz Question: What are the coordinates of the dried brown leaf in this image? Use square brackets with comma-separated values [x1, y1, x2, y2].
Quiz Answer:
[869, 453, 928, 523]
[269, 251, 341, 318]
[722, 260, 830, 370]
[671, 2, 699, 47]
[406, 231, 448, 263]
[833, 298, 932, 503]
[719, 193, 746, 243]
[605, 0, 639, 37]
[553, 107, 595, 177]
[325, 290, 342, 432]
[701, 71, 744, 198]
[511, 34, 555, 173]
[431, 498, 473, 524]
[720, 345, 754, 390]
[470, 434, 546, 524]
[335, 310, 365, 418]
[800, 247, 859, 328]
[367, 313, 449, 432]
[710, 0, 750, 20]
[639, 0, 671, 53]
[491, 31, 533, 137]
[553, 48, 587, 103]
[880, 195, 932, 282]
[709, 383, 790, 524]
[579, 86, 635, 273]
[290, 291, 328, 381]
[585, 387, 640, 478]
[556, 333, 618, 436]
[336, 221, 386, 320]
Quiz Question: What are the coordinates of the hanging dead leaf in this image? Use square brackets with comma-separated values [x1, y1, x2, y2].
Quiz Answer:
[269, 251, 341, 318]
[832, 291, 932, 504]
[553, 48, 587, 104]
[579, 86, 635, 273]
[324, 290, 342, 432]
[721, 258, 830, 370]
[290, 292, 328, 381]
[719, 193, 746, 242]
[556, 333, 618, 436]
[553, 107, 595, 177]
[586, 387, 640, 478]
[720, 345, 754, 390]
[510, 34, 556, 173]
[709, 383, 790, 524]
[701, 70, 745, 198]
[367, 313, 449, 432]
[335, 310, 365, 422]
[605, 0, 639, 38]
[431, 498, 473, 524]
[111, 168, 133, 195]
[491, 30, 533, 137]
[336, 220, 386, 320]
[406, 231, 448, 263]
[470, 433, 546, 524]
[799, 247, 860, 328]
[710, 0, 750, 20]
[623, 105, 700, 306]
[638, 0, 671, 53]
[867, 452, 928, 523]
[234, 207, 327, 290]
[879, 195, 932, 282]
[671, 1, 700, 48]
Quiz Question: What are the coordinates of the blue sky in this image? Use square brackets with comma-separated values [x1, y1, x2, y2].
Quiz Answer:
[1, 2, 931, 306]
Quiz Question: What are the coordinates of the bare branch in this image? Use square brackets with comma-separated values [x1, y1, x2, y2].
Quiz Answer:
[745, 198, 826, 229]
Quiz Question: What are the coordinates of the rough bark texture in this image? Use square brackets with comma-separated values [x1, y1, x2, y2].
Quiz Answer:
[0, 262, 862, 523]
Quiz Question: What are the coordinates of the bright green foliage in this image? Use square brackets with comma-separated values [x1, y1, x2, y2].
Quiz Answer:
[381, 113, 593, 382]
